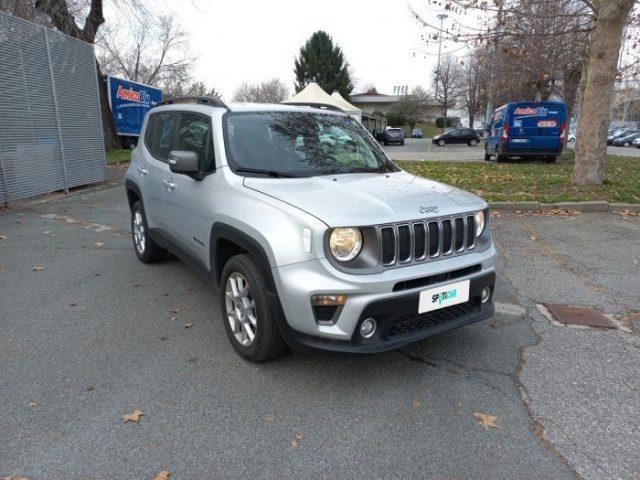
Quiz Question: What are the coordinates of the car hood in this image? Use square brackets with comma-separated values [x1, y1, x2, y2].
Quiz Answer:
[243, 170, 485, 227]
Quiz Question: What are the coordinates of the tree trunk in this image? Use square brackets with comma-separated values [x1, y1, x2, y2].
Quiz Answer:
[573, 0, 634, 185]
[468, 112, 475, 129]
[96, 61, 121, 150]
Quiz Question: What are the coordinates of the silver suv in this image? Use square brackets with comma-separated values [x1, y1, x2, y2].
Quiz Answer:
[125, 97, 496, 361]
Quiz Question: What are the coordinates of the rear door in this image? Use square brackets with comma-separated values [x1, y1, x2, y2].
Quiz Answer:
[508, 103, 565, 151]
[141, 111, 177, 230]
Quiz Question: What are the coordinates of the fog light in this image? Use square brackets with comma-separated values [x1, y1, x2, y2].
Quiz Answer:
[360, 318, 376, 338]
[481, 287, 491, 303]
[311, 294, 347, 306]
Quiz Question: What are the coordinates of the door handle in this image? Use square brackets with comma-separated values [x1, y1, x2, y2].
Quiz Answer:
[138, 167, 148, 177]
[163, 179, 176, 190]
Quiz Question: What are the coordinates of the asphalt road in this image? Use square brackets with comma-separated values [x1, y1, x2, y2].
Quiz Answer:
[1, 166, 639, 479]
[386, 138, 640, 161]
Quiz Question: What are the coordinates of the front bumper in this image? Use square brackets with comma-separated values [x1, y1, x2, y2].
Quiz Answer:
[271, 244, 497, 354]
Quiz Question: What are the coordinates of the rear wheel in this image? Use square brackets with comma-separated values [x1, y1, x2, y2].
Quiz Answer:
[220, 254, 287, 362]
[623, 142, 630, 147]
[545, 156, 557, 164]
[131, 201, 165, 263]
[469, 139, 478, 147]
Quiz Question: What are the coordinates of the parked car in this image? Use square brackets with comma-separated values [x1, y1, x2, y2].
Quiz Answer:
[125, 98, 496, 361]
[607, 129, 634, 145]
[411, 128, 423, 138]
[383, 127, 405, 145]
[432, 128, 481, 146]
[484, 101, 566, 163]
[611, 131, 640, 147]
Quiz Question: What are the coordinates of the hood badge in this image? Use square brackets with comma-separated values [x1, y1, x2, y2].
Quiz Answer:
[419, 206, 439, 214]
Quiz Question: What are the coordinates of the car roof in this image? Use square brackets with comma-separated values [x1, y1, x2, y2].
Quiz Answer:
[151, 101, 348, 117]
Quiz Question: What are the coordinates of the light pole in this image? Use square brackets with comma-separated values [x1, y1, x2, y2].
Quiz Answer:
[434, 13, 448, 101]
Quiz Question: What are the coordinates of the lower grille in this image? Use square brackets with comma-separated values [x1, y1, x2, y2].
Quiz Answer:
[386, 300, 479, 338]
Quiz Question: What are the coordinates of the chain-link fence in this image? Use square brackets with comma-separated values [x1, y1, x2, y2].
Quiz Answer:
[0, 12, 106, 204]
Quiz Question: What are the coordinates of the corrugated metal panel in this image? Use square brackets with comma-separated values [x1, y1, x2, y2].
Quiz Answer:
[0, 12, 106, 203]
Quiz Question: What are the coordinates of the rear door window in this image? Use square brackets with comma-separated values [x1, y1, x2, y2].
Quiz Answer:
[152, 112, 178, 162]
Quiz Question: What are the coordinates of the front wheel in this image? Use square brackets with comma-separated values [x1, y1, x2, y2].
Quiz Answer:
[623, 142, 630, 147]
[469, 139, 478, 147]
[545, 156, 557, 164]
[131, 201, 165, 263]
[220, 254, 287, 362]
[438, 139, 445, 146]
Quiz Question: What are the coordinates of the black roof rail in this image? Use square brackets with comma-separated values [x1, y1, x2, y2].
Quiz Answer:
[155, 96, 229, 110]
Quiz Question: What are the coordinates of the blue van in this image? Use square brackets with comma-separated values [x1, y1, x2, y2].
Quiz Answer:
[484, 101, 567, 163]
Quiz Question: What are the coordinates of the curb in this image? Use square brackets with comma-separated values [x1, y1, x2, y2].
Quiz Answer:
[489, 201, 640, 213]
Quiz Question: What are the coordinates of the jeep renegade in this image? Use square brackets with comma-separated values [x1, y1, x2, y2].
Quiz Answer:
[125, 97, 496, 362]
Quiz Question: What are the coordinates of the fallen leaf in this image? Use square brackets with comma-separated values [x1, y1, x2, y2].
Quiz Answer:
[87, 385, 95, 391]
[16, 219, 25, 224]
[153, 471, 170, 480]
[183, 322, 193, 329]
[171, 308, 182, 314]
[633, 259, 639, 266]
[1, 476, 29, 480]
[93, 242, 105, 249]
[530, 236, 538, 241]
[290, 432, 304, 448]
[32, 265, 44, 272]
[160, 336, 168, 341]
[170, 316, 177, 322]
[264, 414, 276, 422]
[411, 399, 422, 409]
[28, 401, 37, 407]
[121, 408, 145, 423]
[473, 412, 498, 429]
[43, 229, 53, 235]
[0, 234, 7, 240]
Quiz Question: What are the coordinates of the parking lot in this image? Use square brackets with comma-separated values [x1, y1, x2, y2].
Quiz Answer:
[384, 137, 640, 161]
[1, 166, 639, 479]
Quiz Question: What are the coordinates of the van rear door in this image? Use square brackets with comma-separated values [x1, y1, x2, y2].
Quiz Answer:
[507, 103, 566, 151]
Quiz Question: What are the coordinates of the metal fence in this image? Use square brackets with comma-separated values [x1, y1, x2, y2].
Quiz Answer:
[0, 12, 106, 204]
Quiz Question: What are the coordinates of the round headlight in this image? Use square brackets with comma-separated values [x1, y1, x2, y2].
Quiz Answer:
[329, 228, 363, 262]
[474, 210, 486, 237]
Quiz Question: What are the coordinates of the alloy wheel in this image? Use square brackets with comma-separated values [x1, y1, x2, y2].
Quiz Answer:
[225, 272, 257, 346]
[133, 210, 146, 254]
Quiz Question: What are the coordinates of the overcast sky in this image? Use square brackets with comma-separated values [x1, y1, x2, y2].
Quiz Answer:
[153, 0, 464, 100]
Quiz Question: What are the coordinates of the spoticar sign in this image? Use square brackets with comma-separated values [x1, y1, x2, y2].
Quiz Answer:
[107, 76, 162, 137]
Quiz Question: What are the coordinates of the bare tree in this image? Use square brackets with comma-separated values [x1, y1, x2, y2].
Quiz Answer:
[232, 79, 290, 103]
[165, 81, 221, 99]
[454, 54, 487, 128]
[433, 54, 459, 129]
[395, 86, 432, 130]
[412, 0, 639, 185]
[98, 14, 194, 90]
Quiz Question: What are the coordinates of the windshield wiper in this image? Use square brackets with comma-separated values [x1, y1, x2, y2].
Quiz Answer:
[233, 167, 298, 178]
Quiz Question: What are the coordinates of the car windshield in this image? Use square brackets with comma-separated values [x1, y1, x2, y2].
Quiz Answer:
[224, 112, 399, 177]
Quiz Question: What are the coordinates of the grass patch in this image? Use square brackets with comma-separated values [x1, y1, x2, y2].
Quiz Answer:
[401, 122, 442, 138]
[397, 150, 640, 203]
[106, 149, 131, 165]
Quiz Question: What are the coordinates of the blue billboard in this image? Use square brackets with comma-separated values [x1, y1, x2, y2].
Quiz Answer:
[107, 76, 162, 137]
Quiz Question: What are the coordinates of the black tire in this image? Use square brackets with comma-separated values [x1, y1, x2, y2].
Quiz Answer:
[384, 141, 388, 146]
[219, 254, 287, 362]
[623, 142, 630, 147]
[495, 154, 508, 163]
[131, 201, 165, 263]
[545, 156, 557, 164]
[400, 140, 405, 146]
[438, 139, 445, 146]
[484, 150, 491, 161]
[469, 139, 478, 147]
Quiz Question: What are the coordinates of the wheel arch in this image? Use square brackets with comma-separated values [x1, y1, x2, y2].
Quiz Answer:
[125, 179, 142, 211]
[210, 223, 276, 292]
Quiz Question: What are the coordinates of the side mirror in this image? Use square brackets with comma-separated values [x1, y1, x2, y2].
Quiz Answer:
[168, 150, 199, 175]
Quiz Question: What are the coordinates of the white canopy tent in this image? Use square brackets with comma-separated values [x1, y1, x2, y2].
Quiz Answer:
[282, 83, 362, 121]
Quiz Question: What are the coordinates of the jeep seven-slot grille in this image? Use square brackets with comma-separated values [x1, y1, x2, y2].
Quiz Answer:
[380, 215, 476, 267]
